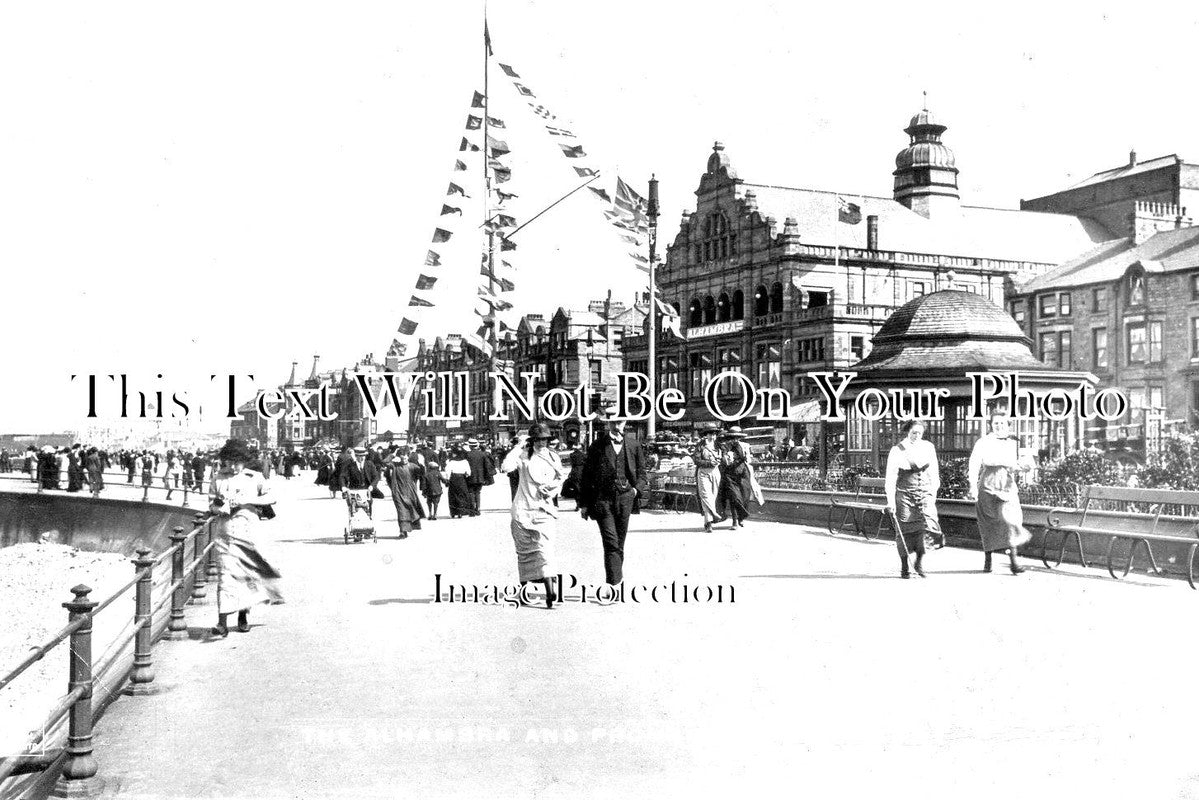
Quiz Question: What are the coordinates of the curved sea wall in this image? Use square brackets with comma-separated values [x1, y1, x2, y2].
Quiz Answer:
[0, 491, 198, 554]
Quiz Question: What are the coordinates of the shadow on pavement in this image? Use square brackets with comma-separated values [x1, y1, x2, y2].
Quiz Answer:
[368, 597, 436, 605]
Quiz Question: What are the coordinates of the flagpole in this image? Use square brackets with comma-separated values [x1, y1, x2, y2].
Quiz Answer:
[482, 12, 498, 443]
[647, 175, 659, 441]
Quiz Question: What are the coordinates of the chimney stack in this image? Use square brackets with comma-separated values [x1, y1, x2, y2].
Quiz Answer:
[866, 215, 879, 250]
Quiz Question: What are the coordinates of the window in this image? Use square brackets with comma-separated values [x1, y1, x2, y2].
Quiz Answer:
[1194, 318, 1199, 358]
[808, 290, 829, 308]
[769, 282, 784, 314]
[1128, 321, 1163, 364]
[797, 336, 825, 363]
[850, 335, 865, 361]
[702, 212, 735, 262]
[658, 356, 679, 391]
[1039, 294, 1057, 318]
[753, 285, 769, 317]
[1093, 287, 1107, 312]
[689, 299, 702, 327]
[731, 290, 745, 320]
[1192, 274, 1199, 301]
[1040, 332, 1058, 366]
[754, 343, 781, 388]
[1040, 331, 1071, 368]
[717, 292, 731, 322]
[1011, 300, 1025, 323]
[689, 352, 712, 396]
[1193, 381, 1199, 417]
[1128, 273, 1146, 306]
[702, 296, 716, 325]
[717, 346, 742, 373]
[589, 360, 602, 386]
[910, 281, 926, 299]
[1093, 328, 1108, 369]
[1059, 292, 1072, 316]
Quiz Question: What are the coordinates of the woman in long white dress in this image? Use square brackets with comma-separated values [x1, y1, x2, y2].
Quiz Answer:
[501, 423, 568, 608]
[967, 410, 1034, 575]
[208, 438, 282, 636]
[692, 427, 723, 531]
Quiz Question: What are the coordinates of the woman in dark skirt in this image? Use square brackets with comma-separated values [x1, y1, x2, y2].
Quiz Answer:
[968, 410, 1033, 575]
[386, 450, 425, 539]
[884, 420, 942, 579]
[716, 428, 753, 528]
[445, 447, 473, 519]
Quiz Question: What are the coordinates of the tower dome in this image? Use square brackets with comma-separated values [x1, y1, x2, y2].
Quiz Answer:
[892, 101, 960, 217]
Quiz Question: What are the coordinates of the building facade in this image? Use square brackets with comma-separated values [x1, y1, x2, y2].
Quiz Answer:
[622, 108, 1109, 445]
[1012, 157, 1199, 456]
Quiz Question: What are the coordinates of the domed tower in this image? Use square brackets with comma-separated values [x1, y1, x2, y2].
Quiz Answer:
[893, 101, 960, 218]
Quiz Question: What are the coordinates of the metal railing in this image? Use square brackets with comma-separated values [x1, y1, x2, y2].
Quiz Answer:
[0, 512, 218, 796]
[0, 467, 211, 507]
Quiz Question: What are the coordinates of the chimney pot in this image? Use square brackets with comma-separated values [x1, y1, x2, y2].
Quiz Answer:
[1129, 148, 1137, 167]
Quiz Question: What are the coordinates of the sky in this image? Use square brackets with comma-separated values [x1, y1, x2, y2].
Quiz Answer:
[2, 0, 1198, 433]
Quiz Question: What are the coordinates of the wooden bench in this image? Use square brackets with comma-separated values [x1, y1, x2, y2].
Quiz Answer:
[828, 477, 894, 540]
[1042, 485, 1199, 587]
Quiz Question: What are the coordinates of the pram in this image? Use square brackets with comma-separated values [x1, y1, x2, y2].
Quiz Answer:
[342, 489, 376, 544]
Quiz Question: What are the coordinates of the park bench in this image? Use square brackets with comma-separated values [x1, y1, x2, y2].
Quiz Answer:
[828, 476, 894, 540]
[1042, 485, 1199, 587]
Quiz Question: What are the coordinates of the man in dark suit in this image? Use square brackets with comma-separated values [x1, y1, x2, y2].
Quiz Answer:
[578, 408, 647, 586]
[340, 446, 380, 514]
[463, 438, 494, 517]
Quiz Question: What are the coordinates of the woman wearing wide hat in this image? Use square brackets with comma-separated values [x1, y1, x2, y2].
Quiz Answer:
[208, 437, 283, 637]
[444, 444, 473, 519]
[501, 423, 568, 608]
[693, 426, 724, 531]
[717, 426, 754, 528]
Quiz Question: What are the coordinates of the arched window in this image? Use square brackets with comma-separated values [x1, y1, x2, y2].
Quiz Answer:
[689, 299, 703, 327]
[717, 292, 731, 322]
[732, 289, 745, 320]
[702, 295, 717, 325]
[699, 210, 735, 263]
[770, 282, 784, 314]
[753, 284, 769, 317]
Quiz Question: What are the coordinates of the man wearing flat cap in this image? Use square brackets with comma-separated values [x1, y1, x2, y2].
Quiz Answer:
[578, 404, 647, 586]
[462, 437, 494, 517]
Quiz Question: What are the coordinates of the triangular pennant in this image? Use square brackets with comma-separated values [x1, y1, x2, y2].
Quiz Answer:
[432, 228, 452, 243]
[440, 204, 462, 216]
[500, 238, 517, 252]
[487, 135, 510, 157]
[425, 250, 441, 267]
[409, 295, 434, 308]
[496, 189, 518, 203]
[574, 167, 599, 178]
[471, 90, 485, 108]
[559, 144, 587, 159]
[497, 276, 515, 292]
[447, 182, 469, 197]
[459, 137, 480, 152]
[488, 116, 506, 129]
[454, 159, 468, 171]
[588, 186, 612, 202]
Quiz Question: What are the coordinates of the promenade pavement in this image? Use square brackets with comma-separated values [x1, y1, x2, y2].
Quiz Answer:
[81, 475, 1199, 799]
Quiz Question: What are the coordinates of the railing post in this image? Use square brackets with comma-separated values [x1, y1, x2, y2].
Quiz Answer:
[141, 482, 149, 503]
[182, 481, 189, 507]
[166, 527, 188, 640]
[190, 514, 208, 601]
[51, 585, 103, 798]
[127, 549, 156, 695]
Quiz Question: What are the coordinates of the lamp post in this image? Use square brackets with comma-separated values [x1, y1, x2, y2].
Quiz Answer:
[647, 175, 660, 441]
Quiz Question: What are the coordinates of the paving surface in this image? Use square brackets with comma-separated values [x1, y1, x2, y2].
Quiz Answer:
[75, 475, 1199, 799]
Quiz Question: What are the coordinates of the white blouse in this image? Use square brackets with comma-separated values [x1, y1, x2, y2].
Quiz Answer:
[883, 439, 940, 509]
[967, 434, 1030, 493]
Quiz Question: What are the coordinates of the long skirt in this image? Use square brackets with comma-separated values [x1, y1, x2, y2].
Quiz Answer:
[695, 466, 721, 523]
[510, 518, 552, 582]
[447, 474, 472, 517]
[977, 489, 1031, 552]
[212, 512, 283, 613]
[87, 469, 104, 495]
[717, 474, 751, 522]
[895, 486, 941, 538]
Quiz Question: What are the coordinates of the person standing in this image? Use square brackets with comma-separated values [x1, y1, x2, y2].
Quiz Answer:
[578, 407, 647, 586]
[693, 426, 723, 532]
[444, 446, 473, 519]
[421, 450, 444, 520]
[968, 410, 1034, 575]
[501, 423, 568, 608]
[717, 428, 753, 528]
[208, 438, 282, 637]
[386, 450, 425, 539]
[191, 452, 207, 494]
[140, 452, 154, 495]
[66, 445, 84, 492]
[463, 439, 494, 517]
[85, 447, 105, 498]
[884, 420, 942, 579]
